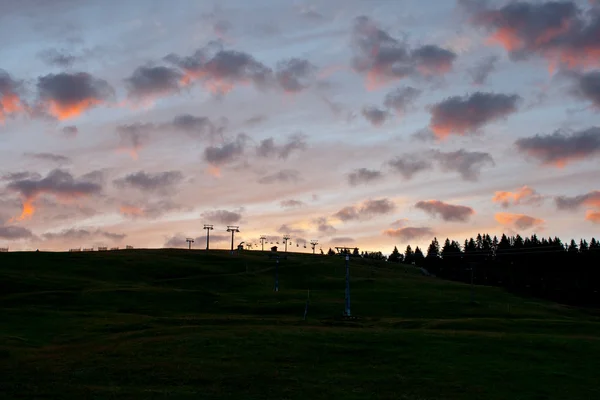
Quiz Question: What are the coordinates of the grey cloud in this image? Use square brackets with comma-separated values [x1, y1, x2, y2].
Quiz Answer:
[256, 133, 307, 159]
[387, 155, 433, 179]
[351, 16, 457, 83]
[280, 199, 305, 209]
[117, 123, 152, 152]
[410, 128, 437, 142]
[348, 168, 383, 186]
[120, 200, 187, 219]
[165, 233, 230, 248]
[555, 191, 600, 210]
[384, 226, 434, 241]
[572, 71, 600, 109]
[204, 133, 248, 166]
[42, 228, 126, 242]
[258, 169, 301, 184]
[434, 149, 495, 181]
[61, 125, 78, 137]
[330, 237, 355, 245]
[415, 200, 475, 222]
[515, 127, 600, 166]
[430, 92, 520, 136]
[113, 171, 183, 192]
[468, 55, 499, 85]
[124, 65, 183, 100]
[314, 216, 336, 235]
[465, 1, 598, 67]
[362, 106, 389, 126]
[334, 198, 396, 222]
[383, 86, 421, 114]
[1, 172, 41, 181]
[277, 224, 306, 235]
[36, 72, 114, 114]
[245, 115, 267, 126]
[171, 114, 219, 138]
[276, 58, 316, 92]
[411, 44, 457, 75]
[165, 44, 273, 93]
[38, 48, 77, 67]
[24, 152, 70, 164]
[0, 225, 34, 240]
[7, 169, 102, 200]
[201, 209, 242, 224]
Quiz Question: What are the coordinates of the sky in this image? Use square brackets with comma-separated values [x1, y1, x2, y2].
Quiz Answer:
[1, 0, 599, 253]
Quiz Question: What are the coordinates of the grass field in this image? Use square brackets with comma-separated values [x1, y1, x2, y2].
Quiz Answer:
[1, 249, 599, 399]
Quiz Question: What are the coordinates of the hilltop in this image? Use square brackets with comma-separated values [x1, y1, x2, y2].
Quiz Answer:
[1, 249, 599, 399]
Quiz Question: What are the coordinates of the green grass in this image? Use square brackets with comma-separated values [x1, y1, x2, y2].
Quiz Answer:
[1, 249, 599, 399]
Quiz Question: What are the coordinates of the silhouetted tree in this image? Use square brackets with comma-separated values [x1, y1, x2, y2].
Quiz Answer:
[414, 246, 425, 266]
[353, 247, 360, 256]
[426, 237, 440, 259]
[388, 246, 401, 263]
[327, 248, 335, 256]
[404, 245, 414, 264]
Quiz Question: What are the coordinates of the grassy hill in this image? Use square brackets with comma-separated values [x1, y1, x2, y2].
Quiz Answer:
[1, 249, 599, 399]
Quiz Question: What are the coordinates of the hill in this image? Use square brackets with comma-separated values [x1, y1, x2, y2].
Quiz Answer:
[1, 249, 599, 399]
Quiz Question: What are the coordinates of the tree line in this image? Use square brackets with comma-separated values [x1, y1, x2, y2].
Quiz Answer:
[328, 233, 600, 307]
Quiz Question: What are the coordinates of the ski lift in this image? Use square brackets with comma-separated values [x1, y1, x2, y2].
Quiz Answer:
[303, 244, 307, 248]
[297, 243, 299, 247]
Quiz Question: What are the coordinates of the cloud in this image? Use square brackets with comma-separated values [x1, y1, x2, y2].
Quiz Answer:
[586, 210, 600, 224]
[347, 168, 383, 186]
[410, 128, 437, 142]
[351, 16, 457, 90]
[383, 226, 434, 241]
[256, 133, 307, 159]
[61, 125, 78, 138]
[383, 86, 421, 114]
[468, 55, 499, 85]
[0, 225, 34, 240]
[362, 106, 389, 126]
[390, 219, 409, 228]
[0, 69, 25, 123]
[275, 58, 316, 92]
[555, 190, 600, 210]
[280, 199, 305, 209]
[24, 152, 70, 164]
[42, 228, 126, 242]
[201, 209, 242, 224]
[466, 1, 600, 72]
[165, 43, 273, 95]
[387, 155, 433, 179]
[434, 149, 495, 181]
[36, 72, 114, 120]
[429, 92, 520, 139]
[277, 224, 306, 235]
[257, 169, 301, 184]
[170, 114, 221, 138]
[330, 237, 355, 245]
[495, 212, 544, 230]
[334, 198, 396, 222]
[415, 200, 475, 222]
[1, 172, 41, 182]
[113, 170, 183, 192]
[571, 70, 600, 109]
[314, 216, 337, 235]
[6, 169, 102, 221]
[116, 123, 153, 160]
[412, 44, 457, 76]
[515, 127, 600, 167]
[38, 48, 77, 67]
[493, 186, 544, 208]
[204, 133, 248, 166]
[124, 65, 183, 103]
[164, 233, 229, 248]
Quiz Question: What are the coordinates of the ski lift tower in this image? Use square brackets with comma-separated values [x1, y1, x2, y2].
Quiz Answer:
[310, 240, 319, 254]
[186, 238, 194, 250]
[282, 235, 291, 253]
[227, 226, 240, 253]
[203, 224, 214, 250]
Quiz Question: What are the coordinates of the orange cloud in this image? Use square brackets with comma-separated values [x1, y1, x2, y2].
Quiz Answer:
[495, 212, 544, 230]
[0, 92, 24, 122]
[46, 98, 104, 121]
[586, 210, 600, 224]
[493, 186, 543, 208]
[120, 205, 144, 217]
[8, 198, 35, 223]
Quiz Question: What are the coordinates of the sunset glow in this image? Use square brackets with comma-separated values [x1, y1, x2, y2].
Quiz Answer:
[0, 0, 599, 252]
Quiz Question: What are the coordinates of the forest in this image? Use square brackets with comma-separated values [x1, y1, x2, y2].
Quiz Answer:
[330, 233, 600, 307]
